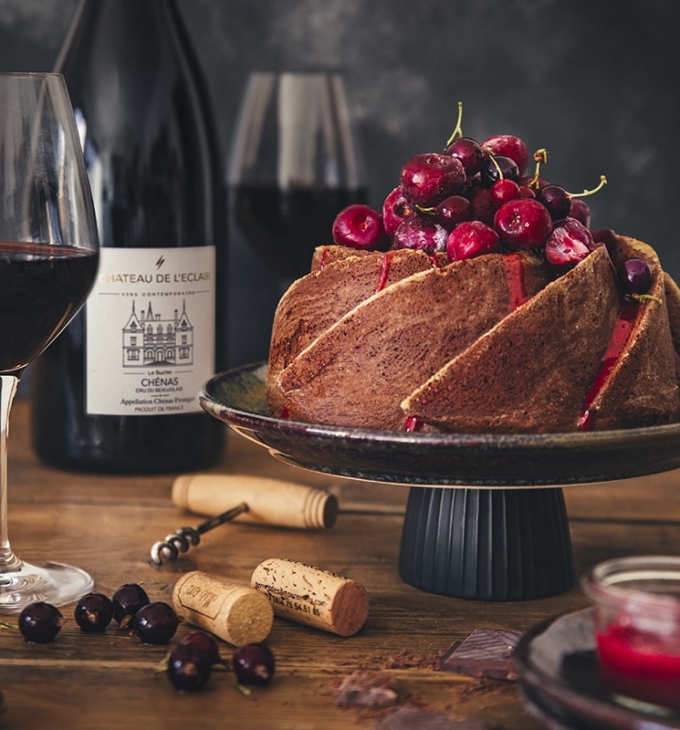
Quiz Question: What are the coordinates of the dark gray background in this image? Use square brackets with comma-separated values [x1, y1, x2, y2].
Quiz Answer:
[1, 0, 679, 367]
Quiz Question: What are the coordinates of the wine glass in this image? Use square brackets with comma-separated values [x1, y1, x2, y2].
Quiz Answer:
[0, 73, 99, 611]
[228, 71, 367, 291]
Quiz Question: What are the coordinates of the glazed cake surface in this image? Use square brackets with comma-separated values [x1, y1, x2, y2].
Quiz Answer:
[267, 235, 680, 433]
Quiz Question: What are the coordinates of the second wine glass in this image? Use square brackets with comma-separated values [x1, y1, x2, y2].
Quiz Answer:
[228, 71, 367, 290]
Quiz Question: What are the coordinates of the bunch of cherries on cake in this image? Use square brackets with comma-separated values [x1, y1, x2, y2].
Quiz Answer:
[332, 106, 650, 296]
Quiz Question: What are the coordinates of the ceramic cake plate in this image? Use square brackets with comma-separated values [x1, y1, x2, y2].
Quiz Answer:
[200, 363, 680, 601]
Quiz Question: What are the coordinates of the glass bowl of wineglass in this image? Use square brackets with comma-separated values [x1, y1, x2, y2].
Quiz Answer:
[0, 72, 99, 611]
[229, 71, 367, 288]
[226, 72, 367, 363]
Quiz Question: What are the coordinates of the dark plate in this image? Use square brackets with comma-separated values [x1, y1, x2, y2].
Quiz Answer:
[515, 608, 680, 730]
[199, 363, 680, 487]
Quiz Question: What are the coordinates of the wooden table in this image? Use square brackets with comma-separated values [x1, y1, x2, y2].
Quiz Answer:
[2, 399, 680, 729]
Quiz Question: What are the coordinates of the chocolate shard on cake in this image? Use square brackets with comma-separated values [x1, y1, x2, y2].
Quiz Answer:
[267, 248, 436, 415]
[275, 250, 550, 430]
[401, 238, 680, 433]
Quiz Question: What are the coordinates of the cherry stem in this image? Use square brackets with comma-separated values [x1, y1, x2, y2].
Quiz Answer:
[568, 175, 608, 199]
[632, 292, 663, 305]
[488, 154, 504, 180]
[415, 204, 436, 216]
[445, 101, 464, 146]
[528, 148, 548, 189]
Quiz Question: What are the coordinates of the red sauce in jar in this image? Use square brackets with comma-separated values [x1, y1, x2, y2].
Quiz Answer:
[596, 620, 680, 709]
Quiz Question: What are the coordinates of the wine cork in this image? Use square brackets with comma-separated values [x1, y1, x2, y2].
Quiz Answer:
[172, 570, 273, 646]
[172, 474, 338, 530]
[251, 558, 369, 637]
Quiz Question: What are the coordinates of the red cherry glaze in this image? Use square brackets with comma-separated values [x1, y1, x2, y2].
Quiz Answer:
[578, 301, 641, 430]
[403, 415, 422, 432]
[503, 253, 528, 310]
[318, 246, 332, 269]
[376, 250, 395, 292]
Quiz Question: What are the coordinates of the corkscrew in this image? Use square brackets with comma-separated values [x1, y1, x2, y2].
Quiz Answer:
[150, 474, 339, 566]
[150, 502, 249, 566]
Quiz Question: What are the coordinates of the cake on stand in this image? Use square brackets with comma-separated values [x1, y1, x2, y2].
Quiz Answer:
[200, 363, 680, 601]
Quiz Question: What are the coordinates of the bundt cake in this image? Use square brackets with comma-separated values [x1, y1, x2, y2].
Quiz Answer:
[266, 113, 680, 434]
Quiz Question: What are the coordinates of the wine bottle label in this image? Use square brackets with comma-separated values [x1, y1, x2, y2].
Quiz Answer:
[85, 246, 215, 416]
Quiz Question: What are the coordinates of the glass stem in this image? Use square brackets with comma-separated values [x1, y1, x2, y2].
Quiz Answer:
[0, 374, 21, 575]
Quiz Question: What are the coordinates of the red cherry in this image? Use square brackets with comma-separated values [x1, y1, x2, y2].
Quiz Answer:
[382, 187, 417, 237]
[569, 197, 591, 228]
[490, 179, 521, 209]
[393, 216, 448, 254]
[617, 258, 653, 295]
[537, 184, 572, 220]
[481, 134, 530, 176]
[446, 220, 500, 261]
[332, 204, 390, 251]
[434, 195, 472, 230]
[544, 217, 595, 272]
[466, 185, 495, 226]
[493, 198, 552, 250]
[445, 136, 486, 176]
[400, 153, 466, 208]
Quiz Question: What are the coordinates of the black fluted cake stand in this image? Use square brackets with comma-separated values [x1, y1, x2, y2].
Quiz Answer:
[200, 363, 680, 601]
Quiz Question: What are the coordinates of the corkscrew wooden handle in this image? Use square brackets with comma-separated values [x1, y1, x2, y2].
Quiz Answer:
[151, 476, 339, 565]
[171, 474, 339, 529]
[150, 502, 249, 565]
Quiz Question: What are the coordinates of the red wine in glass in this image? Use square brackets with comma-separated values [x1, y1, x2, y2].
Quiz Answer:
[229, 184, 367, 282]
[0, 242, 98, 375]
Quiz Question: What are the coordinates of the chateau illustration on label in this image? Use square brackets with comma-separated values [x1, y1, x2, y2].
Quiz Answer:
[122, 300, 194, 367]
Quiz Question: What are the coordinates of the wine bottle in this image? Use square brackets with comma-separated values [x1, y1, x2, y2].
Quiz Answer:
[30, 0, 226, 473]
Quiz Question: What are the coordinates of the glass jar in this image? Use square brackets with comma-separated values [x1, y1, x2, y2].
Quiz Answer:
[582, 555, 680, 710]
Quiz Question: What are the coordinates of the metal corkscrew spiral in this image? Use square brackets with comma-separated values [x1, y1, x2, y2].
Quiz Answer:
[150, 502, 249, 566]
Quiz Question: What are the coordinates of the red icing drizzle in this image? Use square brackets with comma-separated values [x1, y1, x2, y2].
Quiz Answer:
[376, 250, 395, 292]
[578, 301, 639, 430]
[318, 246, 331, 270]
[403, 415, 421, 432]
[503, 253, 527, 310]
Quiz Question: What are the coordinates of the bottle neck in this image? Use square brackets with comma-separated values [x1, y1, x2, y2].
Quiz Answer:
[55, 0, 177, 73]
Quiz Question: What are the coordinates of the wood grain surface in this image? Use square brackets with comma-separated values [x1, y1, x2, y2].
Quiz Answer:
[2, 400, 679, 729]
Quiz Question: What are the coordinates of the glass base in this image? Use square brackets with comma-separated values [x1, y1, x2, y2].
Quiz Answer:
[0, 560, 94, 612]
